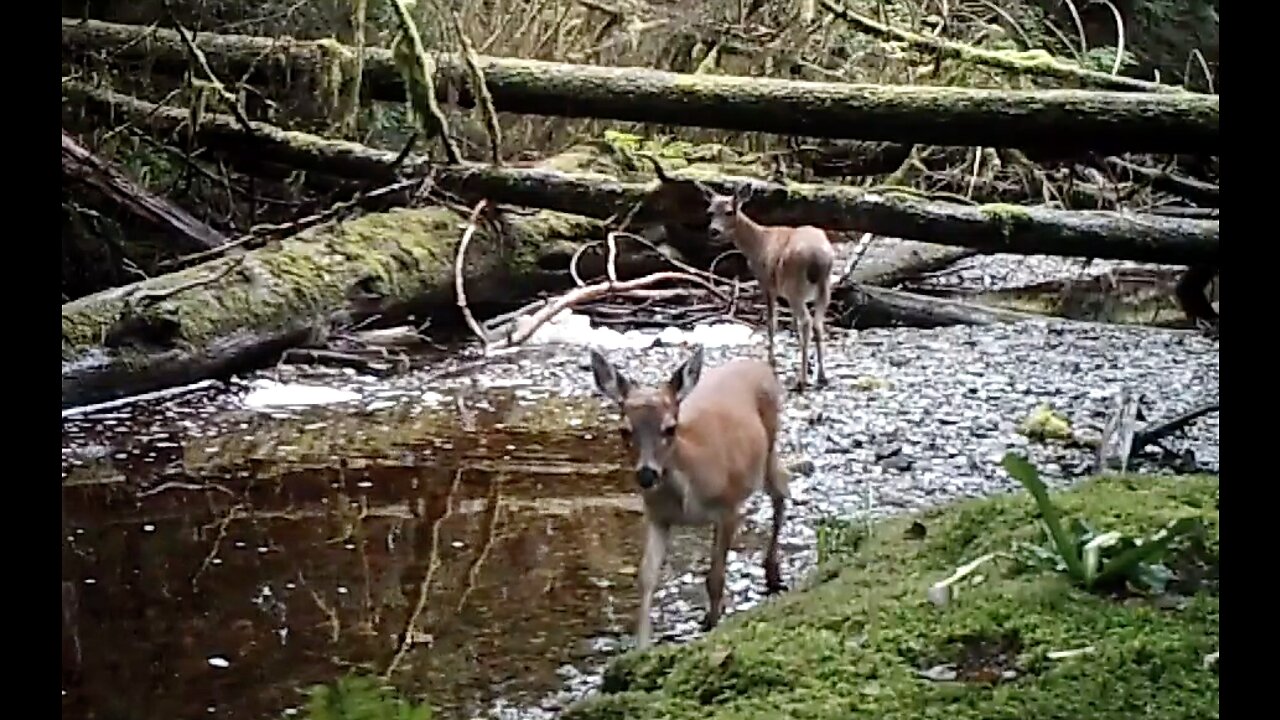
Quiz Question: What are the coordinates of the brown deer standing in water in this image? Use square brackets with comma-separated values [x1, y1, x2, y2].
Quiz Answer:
[701, 183, 836, 392]
[588, 346, 790, 649]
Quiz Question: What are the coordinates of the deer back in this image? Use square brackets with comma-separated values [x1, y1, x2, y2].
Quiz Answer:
[665, 357, 782, 510]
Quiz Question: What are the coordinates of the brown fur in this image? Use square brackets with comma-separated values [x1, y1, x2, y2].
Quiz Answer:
[703, 186, 836, 391]
[590, 347, 790, 649]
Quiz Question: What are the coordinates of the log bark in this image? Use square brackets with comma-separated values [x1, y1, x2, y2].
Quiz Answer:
[61, 205, 607, 409]
[61, 17, 1220, 155]
[837, 284, 1049, 329]
[64, 82, 1221, 267]
[843, 242, 978, 287]
[62, 130, 230, 252]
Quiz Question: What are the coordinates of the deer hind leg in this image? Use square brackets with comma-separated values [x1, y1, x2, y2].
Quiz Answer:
[702, 512, 739, 632]
[636, 520, 670, 649]
[764, 457, 790, 594]
[791, 298, 813, 392]
[813, 279, 831, 387]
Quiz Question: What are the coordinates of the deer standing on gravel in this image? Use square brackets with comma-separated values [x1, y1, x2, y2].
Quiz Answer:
[701, 183, 835, 391]
[589, 345, 790, 649]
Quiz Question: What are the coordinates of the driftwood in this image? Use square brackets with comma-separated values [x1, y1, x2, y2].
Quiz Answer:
[1134, 403, 1220, 450]
[61, 17, 1219, 155]
[1097, 391, 1218, 472]
[64, 82, 1220, 267]
[62, 130, 229, 252]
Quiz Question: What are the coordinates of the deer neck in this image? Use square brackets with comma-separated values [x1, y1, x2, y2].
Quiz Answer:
[729, 214, 773, 275]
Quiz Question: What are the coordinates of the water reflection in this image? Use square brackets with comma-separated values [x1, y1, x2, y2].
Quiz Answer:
[61, 387, 766, 719]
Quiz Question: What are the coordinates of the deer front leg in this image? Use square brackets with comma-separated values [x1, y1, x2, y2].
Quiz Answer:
[703, 512, 739, 632]
[764, 293, 777, 369]
[636, 520, 670, 650]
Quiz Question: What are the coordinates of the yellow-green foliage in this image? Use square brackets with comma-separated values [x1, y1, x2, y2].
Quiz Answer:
[563, 474, 1219, 720]
[1018, 404, 1074, 442]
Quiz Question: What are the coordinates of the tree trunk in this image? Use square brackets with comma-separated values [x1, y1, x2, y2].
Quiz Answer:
[61, 17, 1220, 155]
[62, 130, 230, 252]
[61, 205, 607, 409]
[64, 82, 1221, 267]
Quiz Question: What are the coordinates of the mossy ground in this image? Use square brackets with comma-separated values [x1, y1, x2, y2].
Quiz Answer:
[562, 474, 1219, 720]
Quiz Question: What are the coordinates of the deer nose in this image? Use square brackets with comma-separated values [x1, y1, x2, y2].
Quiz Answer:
[636, 466, 659, 489]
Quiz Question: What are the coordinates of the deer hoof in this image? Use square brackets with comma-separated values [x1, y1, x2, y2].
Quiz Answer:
[815, 374, 830, 388]
[765, 579, 788, 595]
[790, 380, 808, 393]
[700, 613, 721, 632]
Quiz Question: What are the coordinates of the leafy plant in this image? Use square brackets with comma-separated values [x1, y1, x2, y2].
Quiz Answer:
[1001, 452, 1202, 594]
[815, 516, 868, 565]
[295, 673, 433, 720]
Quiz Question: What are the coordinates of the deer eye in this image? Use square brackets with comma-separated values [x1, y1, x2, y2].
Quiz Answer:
[661, 423, 677, 438]
[618, 426, 633, 440]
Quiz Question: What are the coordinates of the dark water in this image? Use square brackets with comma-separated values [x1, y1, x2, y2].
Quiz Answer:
[61, 381, 772, 719]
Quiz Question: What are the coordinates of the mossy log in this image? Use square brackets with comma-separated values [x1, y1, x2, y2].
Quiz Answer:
[61, 205, 606, 409]
[64, 82, 1220, 267]
[61, 17, 1219, 155]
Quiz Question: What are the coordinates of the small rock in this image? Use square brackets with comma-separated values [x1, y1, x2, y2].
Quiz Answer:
[787, 459, 816, 477]
[904, 521, 927, 540]
[873, 443, 902, 461]
[881, 454, 914, 472]
[918, 664, 958, 682]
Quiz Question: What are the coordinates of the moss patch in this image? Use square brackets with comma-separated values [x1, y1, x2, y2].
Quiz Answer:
[564, 474, 1219, 720]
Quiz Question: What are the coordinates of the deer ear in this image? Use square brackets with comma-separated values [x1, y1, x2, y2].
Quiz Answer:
[590, 348, 630, 404]
[668, 346, 705, 403]
[733, 183, 754, 209]
[695, 181, 717, 204]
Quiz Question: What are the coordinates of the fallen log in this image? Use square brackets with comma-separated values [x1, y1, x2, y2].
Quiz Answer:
[62, 130, 230, 252]
[837, 284, 1048, 329]
[844, 244, 978, 288]
[61, 205, 607, 409]
[61, 17, 1220, 155]
[64, 82, 1221, 267]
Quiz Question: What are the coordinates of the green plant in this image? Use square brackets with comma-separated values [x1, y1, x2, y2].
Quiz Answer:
[815, 516, 868, 564]
[1001, 452, 1201, 594]
[296, 673, 433, 720]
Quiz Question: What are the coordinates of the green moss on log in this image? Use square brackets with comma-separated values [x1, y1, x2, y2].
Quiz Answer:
[563, 474, 1219, 720]
[62, 17, 1220, 155]
[62, 204, 603, 407]
[64, 81, 1219, 267]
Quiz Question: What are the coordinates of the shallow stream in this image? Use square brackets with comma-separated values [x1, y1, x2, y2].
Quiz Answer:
[61, 319, 1219, 719]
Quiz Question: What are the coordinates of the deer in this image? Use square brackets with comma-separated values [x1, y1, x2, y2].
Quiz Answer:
[588, 345, 790, 649]
[700, 182, 836, 392]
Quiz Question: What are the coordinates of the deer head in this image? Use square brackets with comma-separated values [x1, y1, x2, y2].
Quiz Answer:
[589, 347, 705, 489]
[700, 182, 755, 243]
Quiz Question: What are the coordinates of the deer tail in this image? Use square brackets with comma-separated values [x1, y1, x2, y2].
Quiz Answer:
[805, 260, 823, 285]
